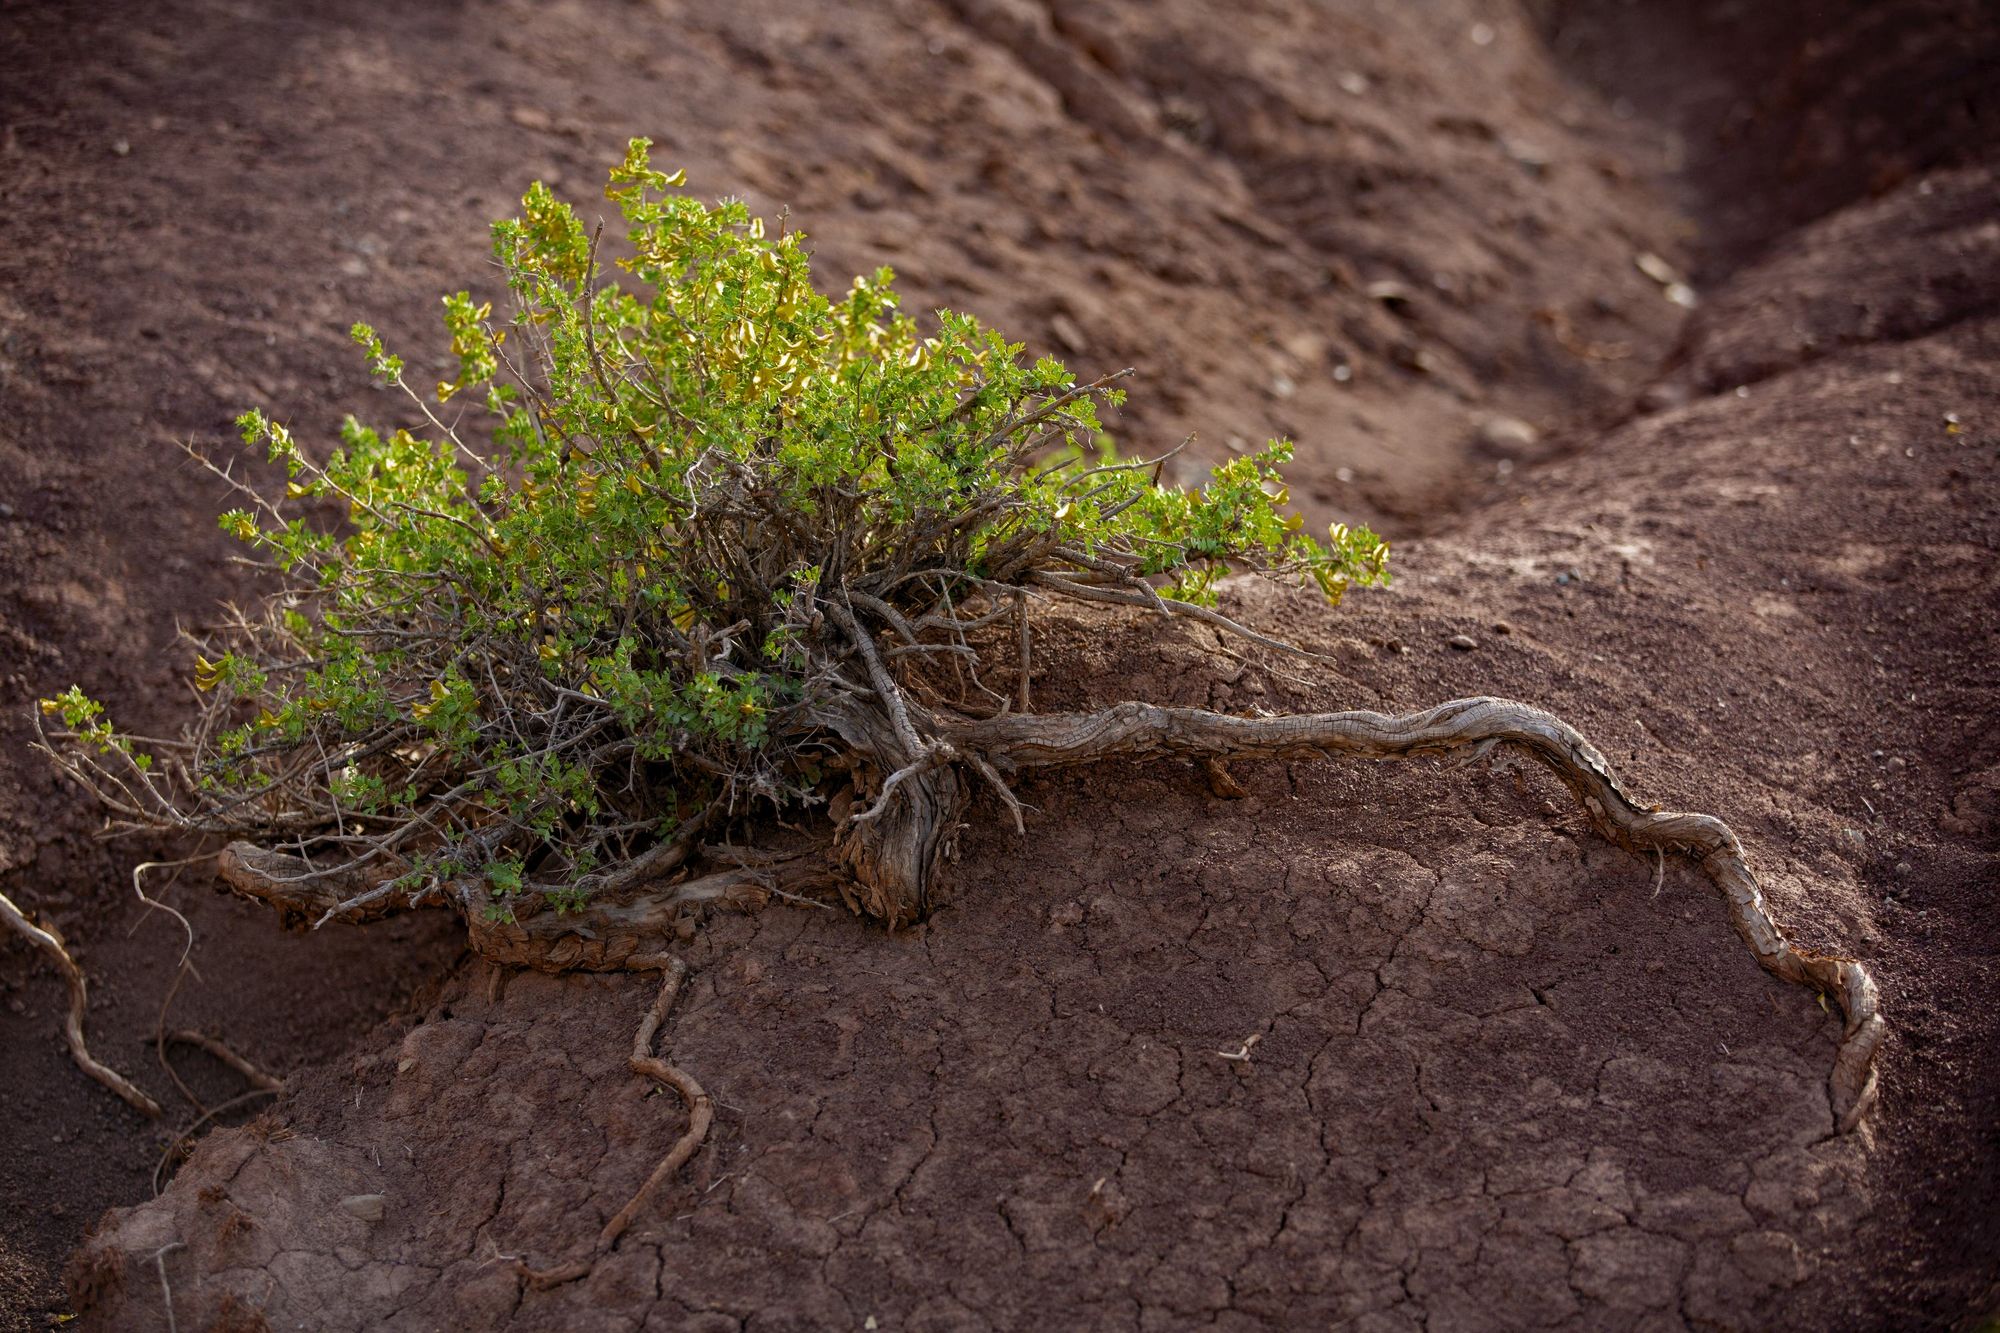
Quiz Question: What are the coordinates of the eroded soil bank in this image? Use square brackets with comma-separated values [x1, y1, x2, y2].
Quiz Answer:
[2, 0, 1995, 1328]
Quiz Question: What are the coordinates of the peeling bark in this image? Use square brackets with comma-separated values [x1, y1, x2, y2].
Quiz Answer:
[818, 618, 973, 927]
[829, 760, 968, 926]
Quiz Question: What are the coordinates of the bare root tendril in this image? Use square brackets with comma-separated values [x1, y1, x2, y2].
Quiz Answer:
[209, 691, 1885, 1135]
[0, 888, 164, 1118]
[599, 955, 714, 1246]
[163, 1031, 283, 1096]
[519, 955, 711, 1290]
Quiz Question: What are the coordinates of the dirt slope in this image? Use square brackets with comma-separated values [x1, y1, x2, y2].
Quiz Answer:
[62, 237, 2000, 1325]
[2, 0, 1996, 1328]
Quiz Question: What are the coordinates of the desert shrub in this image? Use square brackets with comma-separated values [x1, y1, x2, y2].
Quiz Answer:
[25, 138, 1884, 1167]
[41, 138, 1387, 928]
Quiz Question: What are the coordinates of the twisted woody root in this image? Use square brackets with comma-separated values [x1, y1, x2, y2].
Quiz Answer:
[948, 696, 1885, 1134]
[216, 694, 1885, 1136]
[195, 693, 1886, 1287]
[514, 955, 711, 1290]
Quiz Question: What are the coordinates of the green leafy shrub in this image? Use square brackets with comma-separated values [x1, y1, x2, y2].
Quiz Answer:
[41, 138, 1386, 928]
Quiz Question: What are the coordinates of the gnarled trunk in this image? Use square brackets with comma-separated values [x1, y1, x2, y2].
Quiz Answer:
[819, 695, 969, 927]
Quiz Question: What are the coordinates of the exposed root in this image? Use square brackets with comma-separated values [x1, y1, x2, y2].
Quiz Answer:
[599, 956, 713, 1246]
[208, 691, 1885, 1134]
[1203, 757, 1249, 800]
[216, 842, 829, 973]
[950, 695, 1886, 1133]
[152, 952, 281, 1115]
[519, 955, 712, 1290]
[149, 1241, 185, 1333]
[0, 887, 163, 1118]
[163, 1031, 283, 1096]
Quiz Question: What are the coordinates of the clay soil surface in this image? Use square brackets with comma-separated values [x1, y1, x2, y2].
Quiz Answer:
[2, 0, 1997, 1328]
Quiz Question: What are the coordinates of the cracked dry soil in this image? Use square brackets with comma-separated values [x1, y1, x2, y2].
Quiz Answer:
[3, 0, 1997, 1329]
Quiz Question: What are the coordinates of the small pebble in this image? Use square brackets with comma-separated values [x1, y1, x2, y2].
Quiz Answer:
[1447, 634, 1477, 651]
[1639, 381, 1692, 413]
[1895, 861, 1913, 877]
[1506, 140, 1551, 177]
[1493, 621, 1514, 635]
[1366, 279, 1415, 314]
[340, 1194, 386, 1222]
[1634, 252, 1680, 285]
[1476, 414, 1540, 459]
[1887, 757, 1907, 771]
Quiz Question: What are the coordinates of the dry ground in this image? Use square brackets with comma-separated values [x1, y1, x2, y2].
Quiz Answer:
[1, 0, 1995, 1328]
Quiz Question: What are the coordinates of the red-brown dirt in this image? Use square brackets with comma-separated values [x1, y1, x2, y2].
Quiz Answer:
[2, 0, 1996, 1329]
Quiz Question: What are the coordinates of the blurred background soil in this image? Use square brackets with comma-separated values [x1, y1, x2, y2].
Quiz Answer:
[1, 0, 1995, 1327]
